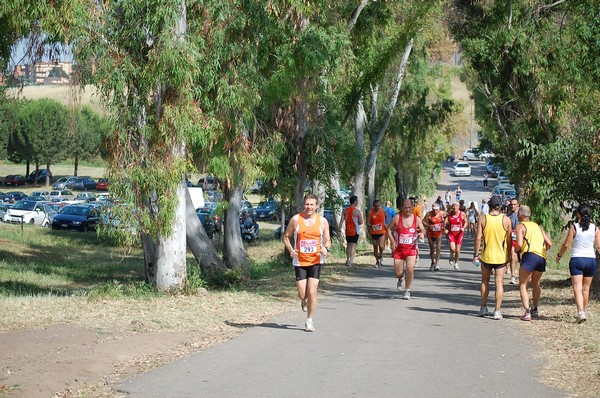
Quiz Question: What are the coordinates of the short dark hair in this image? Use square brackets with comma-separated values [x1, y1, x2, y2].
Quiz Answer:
[349, 195, 358, 205]
[372, 199, 380, 206]
[304, 193, 318, 203]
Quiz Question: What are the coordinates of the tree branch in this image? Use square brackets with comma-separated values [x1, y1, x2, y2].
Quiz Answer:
[348, 0, 371, 31]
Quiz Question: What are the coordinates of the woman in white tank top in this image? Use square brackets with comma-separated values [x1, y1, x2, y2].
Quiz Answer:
[556, 204, 600, 323]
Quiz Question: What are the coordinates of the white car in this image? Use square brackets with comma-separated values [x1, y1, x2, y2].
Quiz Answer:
[3, 200, 52, 226]
[454, 162, 472, 176]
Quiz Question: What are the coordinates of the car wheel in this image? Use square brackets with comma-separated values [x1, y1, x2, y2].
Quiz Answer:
[82, 225, 89, 233]
[463, 156, 468, 161]
[29, 218, 35, 225]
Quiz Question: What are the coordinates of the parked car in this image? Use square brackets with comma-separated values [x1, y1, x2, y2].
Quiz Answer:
[196, 207, 221, 234]
[249, 180, 263, 194]
[4, 175, 27, 186]
[27, 169, 52, 183]
[53, 176, 77, 190]
[30, 191, 50, 200]
[23, 196, 46, 202]
[492, 184, 517, 198]
[496, 170, 510, 184]
[0, 203, 8, 221]
[490, 164, 503, 178]
[453, 161, 472, 176]
[75, 192, 98, 202]
[461, 149, 481, 161]
[52, 205, 101, 232]
[49, 190, 74, 201]
[205, 190, 223, 202]
[73, 177, 97, 190]
[96, 178, 109, 191]
[240, 200, 255, 217]
[196, 208, 216, 239]
[255, 200, 280, 222]
[197, 176, 220, 191]
[486, 160, 495, 174]
[2, 191, 28, 203]
[3, 200, 52, 226]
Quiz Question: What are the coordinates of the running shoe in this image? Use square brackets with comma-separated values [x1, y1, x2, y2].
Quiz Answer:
[396, 275, 405, 291]
[531, 307, 539, 318]
[430, 263, 435, 272]
[478, 306, 489, 317]
[453, 263, 460, 270]
[493, 310, 503, 320]
[434, 265, 440, 271]
[576, 311, 587, 324]
[521, 309, 531, 321]
[305, 319, 315, 332]
[301, 299, 307, 312]
[449, 260, 454, 268]
[510, 276, 516, 285]
[402, 290, 411, 300]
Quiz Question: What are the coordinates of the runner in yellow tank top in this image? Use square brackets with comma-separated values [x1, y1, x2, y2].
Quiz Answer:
[514, 205, 552, 321]
[473, 195, 512, 320]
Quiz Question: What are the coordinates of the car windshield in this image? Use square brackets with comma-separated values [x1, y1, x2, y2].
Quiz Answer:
[197, 208, 213, 215]
[456, 164, 469, 168]
[61, 206, 90, 216]
[12, 201, 36, 211]
[258, 201, 276, 209]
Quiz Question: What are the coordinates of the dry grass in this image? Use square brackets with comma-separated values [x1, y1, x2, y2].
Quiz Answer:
[502, 269, 600, 397]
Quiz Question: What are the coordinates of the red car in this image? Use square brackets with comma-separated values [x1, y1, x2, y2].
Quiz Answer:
[4, 175, 27, 186]
[96, 178, 109, 191]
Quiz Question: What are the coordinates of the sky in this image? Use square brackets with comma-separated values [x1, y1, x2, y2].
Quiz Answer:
[10, 38, 73, 67]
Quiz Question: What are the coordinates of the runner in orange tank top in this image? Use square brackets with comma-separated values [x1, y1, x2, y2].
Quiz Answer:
[338, 195, 363, 267]
[367, 199, 387, 268]
[284, 194, 332, 332]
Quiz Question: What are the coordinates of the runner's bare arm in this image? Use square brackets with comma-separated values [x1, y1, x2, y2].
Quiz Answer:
[540, 226, 552, 250]
[416, 217, 425, 239]
[473, 216, 485, 258]
[283, 215, 299, 258]
[387, 215, 399, 248]
[504, 216, 513, 260]
[515, 224, 526, 252]
[556, 225, 576, 262]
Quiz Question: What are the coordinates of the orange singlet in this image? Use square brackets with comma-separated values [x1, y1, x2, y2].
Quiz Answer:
[293, 213, 324, 267]
[369, 208, 386, 236]
[426, 211, 444, 239]
[344, 207, 359, 236]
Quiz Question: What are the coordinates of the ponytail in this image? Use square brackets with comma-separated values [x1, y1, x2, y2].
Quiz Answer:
[577, 204, 592, 231]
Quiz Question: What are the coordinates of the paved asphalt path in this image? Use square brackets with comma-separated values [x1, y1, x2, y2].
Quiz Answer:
[118, 161, 568, 398]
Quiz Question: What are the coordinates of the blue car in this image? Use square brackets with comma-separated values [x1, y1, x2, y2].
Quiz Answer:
[52, 205, 101, 232]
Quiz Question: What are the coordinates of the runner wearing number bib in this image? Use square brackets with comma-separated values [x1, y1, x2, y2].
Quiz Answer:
[368, 199, 386, 268]
[284, 194, 332, 332]
[445, 202, 466, 270]
[423, 203, 446, 271]
[387, 199, 425, 300]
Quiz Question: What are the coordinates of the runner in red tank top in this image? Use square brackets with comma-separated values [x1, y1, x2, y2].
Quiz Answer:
[423, 202, 446, 271]
[386, 199, 425, 300]
[444, 202, 466, 270]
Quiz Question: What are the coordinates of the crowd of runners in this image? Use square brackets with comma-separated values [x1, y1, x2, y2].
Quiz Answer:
[284, 190, 599, 332]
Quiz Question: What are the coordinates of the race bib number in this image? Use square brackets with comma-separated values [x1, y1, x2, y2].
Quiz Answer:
[299, 239, 319, 253]
[398, 234, 414, 244]
[431, 224, 441, 232]
[451, 225, 460, 232]
[372, 223, 383, 231]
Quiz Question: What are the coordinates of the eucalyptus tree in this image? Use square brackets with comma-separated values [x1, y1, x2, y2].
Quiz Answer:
[343, 1, 444, 212]
[448, 0, 600, 295]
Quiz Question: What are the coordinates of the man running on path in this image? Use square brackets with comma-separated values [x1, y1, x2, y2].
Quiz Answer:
[367, 199, 386, 268]
[473, 195, 512, 320]
[455, 185, 463, 202]
[387, 199, 425, 300]
[444, 190, 452, 206]
[423, 202, 446, 271]
[445, 202, 466, 270]
[383, 200, 396, 252]
[284, 194, 332, 332]
[514, 205, 552, 321]
[339, 195, 363, 267]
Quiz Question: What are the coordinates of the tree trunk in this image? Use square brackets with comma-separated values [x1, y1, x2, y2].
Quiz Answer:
[141, 233, 158, 284]
[223, 182, 247, 269]
[352, 99, 368, 211]
[153, 0, 188, 292]
[74, 154, 79, 177]
[185, 189, 226, 279]
[293, 96, 309, 212]
[592, 254, 600, 299]
[45, 161, 51, 187]
[395, 162, 408, 206]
